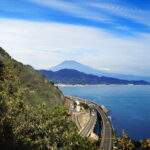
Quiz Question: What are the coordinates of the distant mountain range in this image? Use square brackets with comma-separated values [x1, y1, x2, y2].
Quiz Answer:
[50, 60, 150, 82]
[39, 69, 150, 85]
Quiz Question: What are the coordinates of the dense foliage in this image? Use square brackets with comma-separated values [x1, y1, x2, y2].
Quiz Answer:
[0, 47, 64, 107]
[0, 48, 99, 150]
[114, 130, 150, 150]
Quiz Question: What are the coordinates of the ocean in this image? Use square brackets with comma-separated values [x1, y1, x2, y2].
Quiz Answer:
[60, 85, 150, 140]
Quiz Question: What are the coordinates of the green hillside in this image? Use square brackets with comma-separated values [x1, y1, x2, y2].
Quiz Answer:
[0, 47, 64, 107]
[0, 47, 99, 150]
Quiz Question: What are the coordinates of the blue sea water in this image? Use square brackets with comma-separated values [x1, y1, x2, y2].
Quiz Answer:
[60, 85, 150, 140]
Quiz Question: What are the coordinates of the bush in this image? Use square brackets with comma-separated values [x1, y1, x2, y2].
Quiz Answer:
[0, 58, 99, 150]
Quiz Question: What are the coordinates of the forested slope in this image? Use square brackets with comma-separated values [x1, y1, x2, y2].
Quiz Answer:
[0, 47, 64, 107]
[0, 47, 99, 150]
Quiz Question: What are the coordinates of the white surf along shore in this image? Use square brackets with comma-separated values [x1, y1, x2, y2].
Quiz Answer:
[55, 84, 150, 87]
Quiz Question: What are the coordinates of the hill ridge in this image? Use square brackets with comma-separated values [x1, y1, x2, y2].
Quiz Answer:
[49, 60, 150, 82]
[39, 68, 150, 85]
[0, 47, 64, 107]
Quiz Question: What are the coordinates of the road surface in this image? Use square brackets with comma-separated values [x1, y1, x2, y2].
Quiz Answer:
[66, 96, 113, 149]
[80, 109, 97, 137]
[95, 105, 113, 150]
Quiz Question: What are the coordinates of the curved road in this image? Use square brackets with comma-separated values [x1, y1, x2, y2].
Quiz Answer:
[66, 96, 113, 149]
[80, 109, 97, 137]
[94, 105, 113, 150]
[75, 114, 82, 131]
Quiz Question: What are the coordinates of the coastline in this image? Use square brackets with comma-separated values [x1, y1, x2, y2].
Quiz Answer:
[55, 84, 150, 87]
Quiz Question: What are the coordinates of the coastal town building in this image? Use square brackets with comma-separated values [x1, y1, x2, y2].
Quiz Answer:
[76, 101, 80, 112]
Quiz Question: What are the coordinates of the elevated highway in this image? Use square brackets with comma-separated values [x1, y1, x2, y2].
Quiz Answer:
[66, 96, 113, 150]
[94, 105, 113, 150]
[79, 108, 97, 137]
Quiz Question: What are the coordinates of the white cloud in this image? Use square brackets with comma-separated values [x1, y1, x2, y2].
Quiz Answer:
[0, 18, 150, 76]
[28, 0, 112, 23]
[28, 0, 150, 28]
[90, 2, 150, 27]
[98, 67, 111, 72]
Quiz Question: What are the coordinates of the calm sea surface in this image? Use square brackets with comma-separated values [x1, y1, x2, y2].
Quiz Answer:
[60, 86, 150, 140]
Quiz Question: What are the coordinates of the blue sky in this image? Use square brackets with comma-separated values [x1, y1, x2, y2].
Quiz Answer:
[0, 0, 150, 76]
